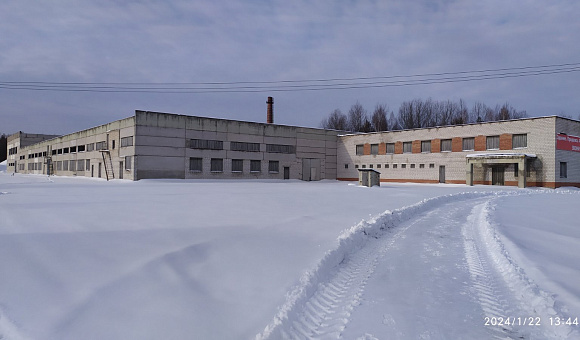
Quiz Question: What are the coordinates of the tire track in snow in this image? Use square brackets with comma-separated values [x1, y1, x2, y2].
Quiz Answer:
[274, 215, 429, 340]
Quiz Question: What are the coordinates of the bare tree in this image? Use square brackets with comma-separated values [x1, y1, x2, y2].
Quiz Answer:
[320, 109, 348, 130]
[347, 101, 367, 132]
[388, 111, 401, 130]
[471, 101, 488, 123]
[371, 104, 389, 132]
[398, 100, 416, 129]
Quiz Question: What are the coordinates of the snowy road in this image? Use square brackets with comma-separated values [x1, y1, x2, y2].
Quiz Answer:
[262, 194, 579, 340]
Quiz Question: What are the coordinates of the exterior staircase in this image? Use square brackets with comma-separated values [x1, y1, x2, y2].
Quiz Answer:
[101, 150, 115, 180]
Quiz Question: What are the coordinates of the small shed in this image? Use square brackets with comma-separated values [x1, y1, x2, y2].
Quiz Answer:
[357, 168, 381, 187]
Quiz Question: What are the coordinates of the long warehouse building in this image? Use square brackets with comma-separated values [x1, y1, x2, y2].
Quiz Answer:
[6, 108, 580, 188]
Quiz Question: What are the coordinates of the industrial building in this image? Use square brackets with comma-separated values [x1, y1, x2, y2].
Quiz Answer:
[5, 101, 580, 188]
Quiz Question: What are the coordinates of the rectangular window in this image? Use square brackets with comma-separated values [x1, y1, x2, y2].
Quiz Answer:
[355, 164, 359, 168]
[430, 163, 435, 168]
[377, 164, 381, 168]
[121, 136, 134, 147]
[369, 164, 373, 168]
[401, 164, 407, 169]
[356, 144, 364, 155]
[210, 158, 223, 172]
[232, 159, 243, 172]
[385, 164, 389, 168]
[70, 146, 77, 153]
[441, 139, 452, 152]
[514, 163, 519, 177]
[421, 141, 431, 153]
[419, 164, 425, 168]
[410, 164, 415, 168]
[77, 160, 84, 171]
[462, 137, 475, 151]
[486, 136, 500, 150]
[87, 143, 95, 152]
[361, 164, 366, 168]
[70, 160, 76, 171]
[63, 147, 70, 154]
[56, 161, 63, 171]
[250, 160, 261, 172]
[95, 141, 107, 150]
[63, 160, 69, 171]
[189, 157, 202, 172]
[230, 141, 260, 152]
[393, 164, 398, 169]
[344, 164, 349, 169]
[189, 139, 223, 150]
[513, 134, 527, 148]
[77, 145, 85, 152]
[403, 142, 412, 153]
[386, 143, 395, 154]
[125, 156, 132, 170]
[266, 144, 295, 154]
[269, 160, 279, 173]
[560, 162, 567, 178]
[52, 149, 57, 155]
[371, 144, 379, 155]
[57, 148, 63, 155]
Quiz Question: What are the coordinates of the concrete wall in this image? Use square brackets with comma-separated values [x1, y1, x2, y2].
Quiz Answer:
[134, 111, 339, 180]
[337, 117, 560, 187]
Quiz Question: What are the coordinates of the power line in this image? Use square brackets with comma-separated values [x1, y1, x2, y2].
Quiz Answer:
[1, 62, 578, 93]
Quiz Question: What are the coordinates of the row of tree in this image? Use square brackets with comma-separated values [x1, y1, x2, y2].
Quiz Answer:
[320, 98, 528, 132]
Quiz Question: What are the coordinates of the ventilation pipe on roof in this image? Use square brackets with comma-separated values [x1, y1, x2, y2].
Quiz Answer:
[267, 96, 274, 124]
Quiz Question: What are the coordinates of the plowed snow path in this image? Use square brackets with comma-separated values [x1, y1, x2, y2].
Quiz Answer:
[271, 196, 577, 339]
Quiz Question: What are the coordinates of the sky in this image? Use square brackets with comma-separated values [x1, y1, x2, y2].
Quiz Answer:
[1, 0, 579, 136]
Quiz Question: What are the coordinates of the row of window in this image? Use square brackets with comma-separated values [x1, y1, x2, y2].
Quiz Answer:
[349, 163, 436, 170]
[22, 137, 134, 159]
[189, 157, 280, 173]
[8, 147, 17, 155]
[356, 134, 528, 155]
[189, 139, 295, 154]
[20, 157, 133, 173]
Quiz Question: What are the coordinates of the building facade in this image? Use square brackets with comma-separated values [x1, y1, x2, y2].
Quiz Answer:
[337, 116, 580, 188]
[6, 112, 580, 188]
[6, 110, 339, 181]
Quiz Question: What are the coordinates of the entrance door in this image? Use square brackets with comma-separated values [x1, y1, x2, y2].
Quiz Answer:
[439, 165, 445, 183]
[119, 162, 124, 179]
[283, 166, 290, 180]
[301, 159, 321, 181]
[98, 163, 102, 178]
[492, 166, 504, 185]
[91, 165, 94, 177]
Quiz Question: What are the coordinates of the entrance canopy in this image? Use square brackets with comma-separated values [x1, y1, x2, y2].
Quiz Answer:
[466, 153, 537, 188]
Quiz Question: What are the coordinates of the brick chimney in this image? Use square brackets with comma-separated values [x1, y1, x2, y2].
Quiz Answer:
[267, 96, 274, 124]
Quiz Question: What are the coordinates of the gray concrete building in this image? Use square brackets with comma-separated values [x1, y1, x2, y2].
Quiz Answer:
[6, 108, 580, 188]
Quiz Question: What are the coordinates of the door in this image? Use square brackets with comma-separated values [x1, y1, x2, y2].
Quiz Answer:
[283, 167, 290, 180]
[492, 166, 504, 185]
[91, 165, 94, 177]
[439, 165, 445, 183]
[119, 161, 124, 179]
[98, 163, 102, 178]
[302, 159, 321, 181]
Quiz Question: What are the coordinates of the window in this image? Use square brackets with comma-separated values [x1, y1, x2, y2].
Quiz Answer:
[386, 143, 395, 154]
[266, 144, 295, 154]
[401, 164, 407, 169]
[429, 163, 435, 168]
[269, 161, 279, 173]
[191, 139, 223, 150]
[486, 136, 500, 150]
[56, 161, 63, 171]
[70, 146, 77, 153]
[232, 159, 243, 172]
[371, 144, 379, 155]
[63, 160, 69, 171]
[189, 157, 202, 172]
[393, 164, 398, 169]
[111, 140, 116, 149]
[419, 164, 425, 169]
[403, 142, 412, 153]
[77, 160, 84, 171]
[421, 141, 431, 153]
[70, 160, 76, 171]
[87, 143, 95, 152]
[369, 164, 373, 168]
[560, 162, 567, 178]
[356, 144, 364, 155]
[377, 164, 381, 168]
[125, 156, 132, 170]
[78, 145, 86, 152]
[385, 164, 389, 168]
[514, 163, 519, 177]
[121, 136, 133, 147]
[410, 164, 415, 168]
[52, 149, 57, 155]
[210, 158, 223, 172]
[361, 164, 366, 168]
[355, 164, 359, 168]
[95, 141, 107, 150]
[250, 160, 261, 172]
[63, 147, 69, 154]
[344, 164, 349, 169]
[513, 134, 527, 148]
[230, 141, 260, 152]
[441, 139, 452, 152]
[462, 137, 475, 151]
[57, 148, 63, 155]
[86, 159, 91, 171]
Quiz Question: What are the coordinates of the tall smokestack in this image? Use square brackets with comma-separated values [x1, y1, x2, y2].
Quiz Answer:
[267, 96, 274, 124]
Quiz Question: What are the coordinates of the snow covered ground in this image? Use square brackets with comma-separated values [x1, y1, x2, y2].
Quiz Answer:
[0, 166, 579, 339]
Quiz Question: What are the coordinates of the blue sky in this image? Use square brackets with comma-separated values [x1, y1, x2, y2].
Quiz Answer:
[1, 0, 579, 135]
